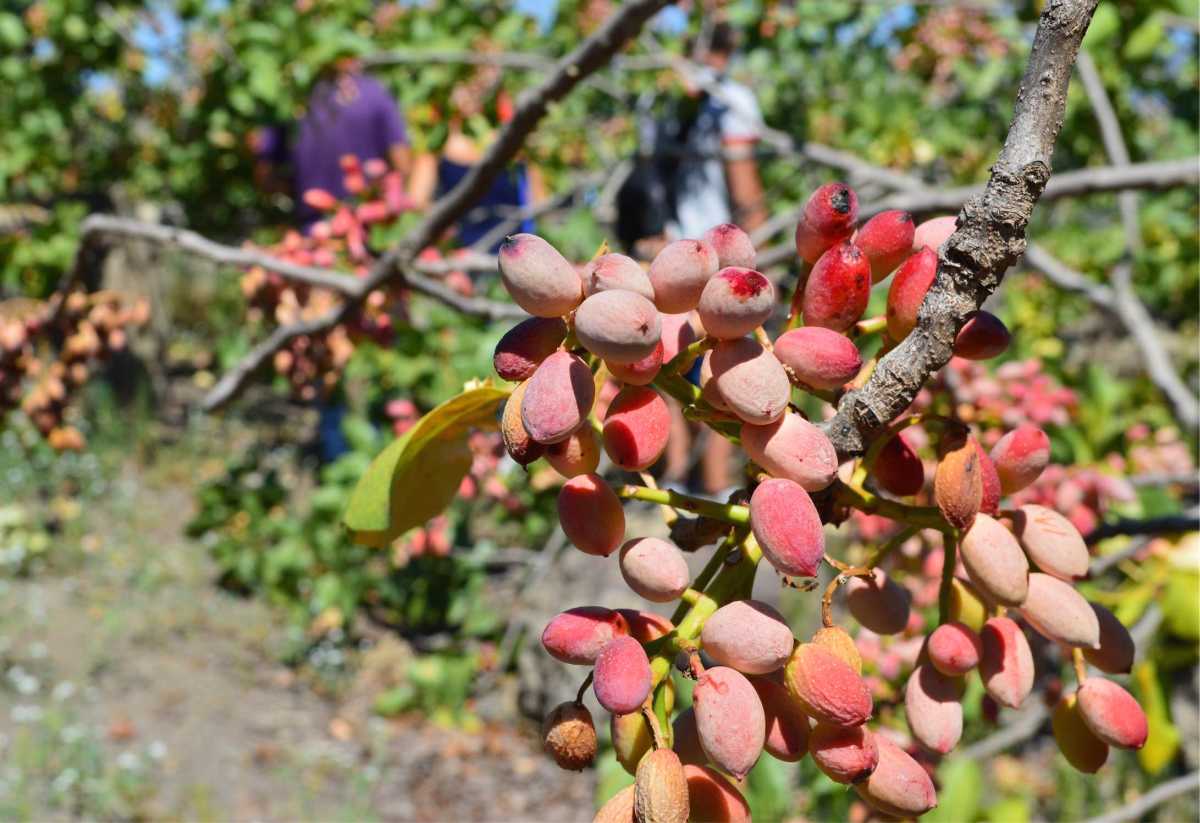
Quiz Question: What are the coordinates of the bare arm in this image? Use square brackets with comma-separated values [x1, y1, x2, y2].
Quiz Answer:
[724, 142, 766, 231]
[389, 143, 412, 178]
[407, 152, 439, 209]
[525, 162, 548, 203]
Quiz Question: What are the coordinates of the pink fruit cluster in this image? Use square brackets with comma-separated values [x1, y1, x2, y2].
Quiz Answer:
[497, 185, 1145, 821]
[241, 155, 419, 401]
[4, 289, 149, 451]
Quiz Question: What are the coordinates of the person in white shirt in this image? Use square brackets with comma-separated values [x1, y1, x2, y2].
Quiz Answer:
[659, 22, 768, 495]
[668, 22, 768, 242]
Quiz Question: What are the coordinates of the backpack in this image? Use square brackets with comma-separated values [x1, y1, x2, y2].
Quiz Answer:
[614, 94, 704, 254]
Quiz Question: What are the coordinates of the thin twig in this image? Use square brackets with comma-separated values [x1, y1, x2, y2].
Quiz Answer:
[468, 171, 605, 253]
[1088, 536, 1151, 577]
[65, 215, 360, 293]
[960, 703, 1050, 760]
[754, 158, 1199, 257]
[1081, 771, 1200, 823]
[1076, 50, 1198, 431]
[48, 214, 525, 327]
[861, 158, 1199, 218]
[1084, 509, 1200, 545]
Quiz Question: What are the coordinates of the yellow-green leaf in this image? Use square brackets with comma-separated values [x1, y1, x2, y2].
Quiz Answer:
[926, 758, 982, 823]
[1135, 660, 1180, 775]
[1082, 3, 1119, 50]
[1162, 572, 1200, 640]
[343, 384, 509, 545]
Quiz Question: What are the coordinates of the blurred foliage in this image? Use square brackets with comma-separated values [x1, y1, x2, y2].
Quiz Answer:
[186, 304, 558, 671]
[0, 0, 1196, 818]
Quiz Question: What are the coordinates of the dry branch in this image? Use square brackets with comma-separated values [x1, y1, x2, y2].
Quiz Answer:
[754, 158, 1199, 268]
[49, 215, 526, 327]
[862, 158, 1199, 218]
[821, 0, 1101, 459]
[1075, 50, 1199, 430]
[65, 215, 360, 295]
[1082, 771, 1200, 823]
[1085, 509, 1200, 545]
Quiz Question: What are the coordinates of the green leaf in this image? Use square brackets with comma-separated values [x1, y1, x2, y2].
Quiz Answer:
[1162, 571, 1200, 640]
[0, 13, 26, 49]
[1082, 3, 1120, 50]
[342, 384, 509, 545]
[1135, 660, 1180, 775]
[1124, 14, 1166, 61]
[926, 758, 983, 823]
[985, 796, 1030, 823]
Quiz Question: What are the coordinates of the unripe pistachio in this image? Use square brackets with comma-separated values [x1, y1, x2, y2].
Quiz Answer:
[634, 748, 690, 823]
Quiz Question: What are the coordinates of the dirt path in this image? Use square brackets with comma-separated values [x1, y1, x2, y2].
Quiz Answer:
[0, 458, 592, 821]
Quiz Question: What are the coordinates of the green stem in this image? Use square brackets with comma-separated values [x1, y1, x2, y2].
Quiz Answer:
[616, 484, 750, 525]
[655, 370, 702, 404]
[649, 688, 671, 749]
[651, 371, 742, 442]
[938, 531, 958, 625]
[870, 526, 917, 566]
[853, 315, 887, 337]
[649, 532, 761, 687]
[835, 480, 947, 530]
[666, 337, 715, 374]
[669, 530, 740, 624]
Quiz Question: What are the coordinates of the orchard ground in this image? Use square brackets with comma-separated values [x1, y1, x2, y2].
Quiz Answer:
[0, 421, 591, 822]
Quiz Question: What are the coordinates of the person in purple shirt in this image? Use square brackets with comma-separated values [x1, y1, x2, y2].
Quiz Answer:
[253, 53, 411, 231]
[251, 50, 412, 461]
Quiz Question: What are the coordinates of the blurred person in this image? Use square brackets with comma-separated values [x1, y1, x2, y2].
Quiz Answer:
[618, 21, 767, 260]
[252, 37, 412, 233]
[668, 21, 768, 243]
[250, 37, 413, 462]
[621, 22, 767, 494]
[407, 65, 546, 253]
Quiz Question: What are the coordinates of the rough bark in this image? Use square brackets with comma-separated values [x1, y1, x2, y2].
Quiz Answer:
[821, 0, 1101, 459]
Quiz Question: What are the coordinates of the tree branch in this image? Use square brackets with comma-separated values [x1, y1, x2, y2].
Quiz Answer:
[47, 214, 526, 330]
[960, 703, 1049, 760]
[753, 158, 1198, 272]
[861, 158, 1198, 218]
[1019, 243, 1115, 307]
[821, 0, 1101, 459]
[1085, 508, 1200, 545]
[66, 214, 361, 294]
[1082, 771, 1200, 823]
[201, 0, 671, 411]
[1075, 50, 1199, 430]
[364, 49, 555, 71]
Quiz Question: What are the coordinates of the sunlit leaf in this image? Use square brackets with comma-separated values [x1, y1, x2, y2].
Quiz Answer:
[1162, 571, 1200, 640]
[1124, 13, 1166, 61]
[343, 384, 509, 545]
[926, 758, 982, 823]
[1135, 660, 1179, 775]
